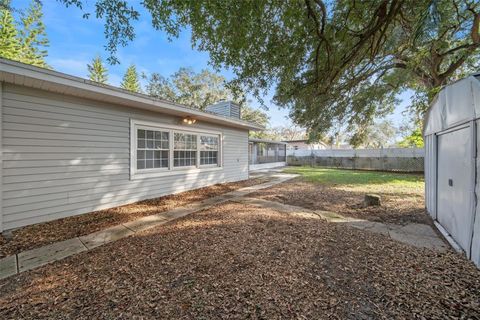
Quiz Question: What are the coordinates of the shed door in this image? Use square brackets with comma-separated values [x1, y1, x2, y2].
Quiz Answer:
[436, 126, 473, 251]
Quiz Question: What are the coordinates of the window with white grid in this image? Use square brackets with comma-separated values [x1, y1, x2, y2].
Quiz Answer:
[136, 129, 169, 170]
[131, 120, 223, 178]
[173, 132, 197, 167]
[200, 135, 219, 165]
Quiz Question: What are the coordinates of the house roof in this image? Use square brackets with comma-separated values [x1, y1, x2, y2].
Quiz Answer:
[0, 58, 263, 131]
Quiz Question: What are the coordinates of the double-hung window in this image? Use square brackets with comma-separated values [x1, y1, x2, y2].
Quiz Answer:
[136, 129, 169, 170]
[174, 132, 197, 167]
[132, 120, 222, 178]
[200, 135, 219, 165]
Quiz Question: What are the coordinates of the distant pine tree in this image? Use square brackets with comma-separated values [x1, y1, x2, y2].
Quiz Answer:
[0, 8, 21, 60]
[18, 1, 49, 67]
[87, 55, 108, 84]
[121, 64, 141, 92]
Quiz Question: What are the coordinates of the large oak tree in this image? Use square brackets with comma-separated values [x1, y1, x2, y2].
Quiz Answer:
[143, 68, 270, 128]
[58, 0, 480, 143]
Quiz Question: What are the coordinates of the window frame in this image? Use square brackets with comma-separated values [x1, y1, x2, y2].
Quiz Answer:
[130, 119, 223, 180]
[173, 131, 198, 169]
[136, 128, 170, 171]
[199, 134, 220, 167]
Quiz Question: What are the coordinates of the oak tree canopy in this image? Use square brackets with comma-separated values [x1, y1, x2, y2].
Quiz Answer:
[58, 0, 480, 144]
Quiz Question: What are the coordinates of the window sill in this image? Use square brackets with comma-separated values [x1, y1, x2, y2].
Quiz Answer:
[130, 166, 223, 180]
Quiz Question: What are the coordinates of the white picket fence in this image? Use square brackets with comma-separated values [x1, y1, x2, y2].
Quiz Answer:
[287, 148, 425, 172]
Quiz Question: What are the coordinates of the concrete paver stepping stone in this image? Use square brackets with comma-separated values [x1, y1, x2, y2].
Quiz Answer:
[18, 238, 87, 272]
[227, 189, 254, 197]
[359, 221, 391, 236]
[398, 223, 439, 237]
[389, 228, 448, 251]
[317, 211, 348, 222]
[79, 225, 133, 250]
[198, 195, 232, 206]
[123, 214, 168, 233]
[243, 196, 448, 251]
[161, 207, 197, 220]
[344, 220, 376, 230]
[0, 255, 17, 278]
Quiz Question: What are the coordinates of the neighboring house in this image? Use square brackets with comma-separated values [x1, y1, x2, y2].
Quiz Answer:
[284, 139, 328, 150]
[0, 58, 262, 231]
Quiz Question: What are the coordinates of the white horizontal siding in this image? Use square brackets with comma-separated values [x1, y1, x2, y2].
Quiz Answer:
[4, 114, 127, 133]
[3, 158, 130, 168]
[3, 130, 128, 142]
[3, 122, 129, 138]
[2, 84, 249, 229]
[3, 152, 129, 161]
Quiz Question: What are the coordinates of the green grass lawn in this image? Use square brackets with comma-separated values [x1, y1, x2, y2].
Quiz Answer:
[284, 166, 424, 195]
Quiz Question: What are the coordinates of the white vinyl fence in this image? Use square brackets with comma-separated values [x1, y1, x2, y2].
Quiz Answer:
[287, 148, 425, 172]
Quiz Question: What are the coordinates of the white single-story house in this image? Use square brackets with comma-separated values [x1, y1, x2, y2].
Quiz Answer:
[248, 138, 287, 170]
[284, 139, 328, 151]
[424, 73, 480, 267]
[0, 58, 263, 231]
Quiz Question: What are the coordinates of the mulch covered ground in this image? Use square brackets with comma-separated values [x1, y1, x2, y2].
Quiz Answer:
[0, 178, 267, 258]
[0, 202, 478, 319]
[251, 178, 429, 225]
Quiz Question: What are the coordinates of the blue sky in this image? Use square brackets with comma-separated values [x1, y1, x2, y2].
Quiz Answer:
[14, 1, 408, 131]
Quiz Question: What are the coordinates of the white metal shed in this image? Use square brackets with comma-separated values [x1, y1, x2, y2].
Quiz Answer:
[424, 73, 480, 267]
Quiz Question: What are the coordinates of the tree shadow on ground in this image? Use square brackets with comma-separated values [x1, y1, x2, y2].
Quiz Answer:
[0, 202, 478, 320]
[250, 178, 428, 225]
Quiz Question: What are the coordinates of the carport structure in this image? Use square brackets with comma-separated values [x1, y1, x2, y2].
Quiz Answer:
[424, 73, 480, 267]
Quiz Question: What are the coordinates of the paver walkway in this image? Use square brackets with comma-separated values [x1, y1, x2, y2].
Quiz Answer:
[0, 172, 297, 280]
[0, 170, 449, 280]
[234, 197, 449, 251]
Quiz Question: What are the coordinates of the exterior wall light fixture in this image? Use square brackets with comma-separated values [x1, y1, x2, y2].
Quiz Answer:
[182, 116, 197, 125]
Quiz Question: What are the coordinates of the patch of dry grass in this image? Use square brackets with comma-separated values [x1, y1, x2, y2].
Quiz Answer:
[252, 168, 426, 225]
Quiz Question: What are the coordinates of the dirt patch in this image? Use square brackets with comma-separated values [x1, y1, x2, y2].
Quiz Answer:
[251, 177, 429, 225]
[0, 178, 267, 258]
[0, 202, 478, 319]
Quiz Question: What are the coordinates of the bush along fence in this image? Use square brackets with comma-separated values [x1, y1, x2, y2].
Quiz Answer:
[287, 148, 425, 172]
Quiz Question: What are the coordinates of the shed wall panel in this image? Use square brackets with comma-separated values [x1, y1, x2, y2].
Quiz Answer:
[436, 127, 474, 253]
[472, 120, 480, 266]
[424, 134, 436, 218]
[2, 84, 249, 229]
